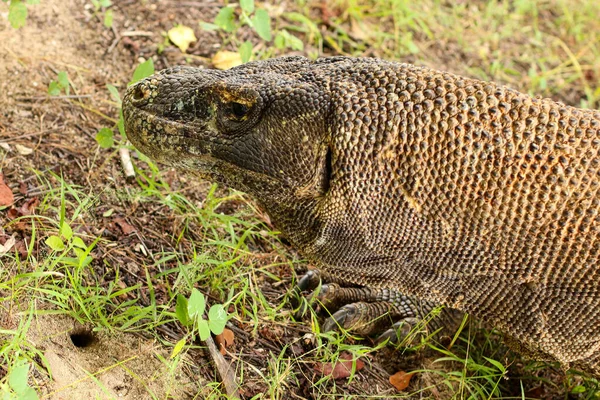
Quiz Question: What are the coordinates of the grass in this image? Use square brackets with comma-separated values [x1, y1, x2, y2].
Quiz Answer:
[2, 0, 600, 398]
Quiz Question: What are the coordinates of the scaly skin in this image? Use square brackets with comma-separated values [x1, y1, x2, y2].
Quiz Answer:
[123, 56, 600, 376]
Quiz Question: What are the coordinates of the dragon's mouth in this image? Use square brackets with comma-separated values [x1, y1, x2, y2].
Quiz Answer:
[123, 100, 215, 164]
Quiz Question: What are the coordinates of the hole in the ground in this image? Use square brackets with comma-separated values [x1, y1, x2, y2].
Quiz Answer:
[69, 328, 97, 348]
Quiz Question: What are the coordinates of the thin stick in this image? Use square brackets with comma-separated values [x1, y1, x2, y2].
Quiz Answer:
[121, 31, 155, 37]
[119, 147, 135, 180]
[15, 95, 92, 101]
[204, 335, 239, 399]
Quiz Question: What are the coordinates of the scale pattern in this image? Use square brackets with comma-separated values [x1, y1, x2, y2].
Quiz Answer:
[123, 56, 600, 376]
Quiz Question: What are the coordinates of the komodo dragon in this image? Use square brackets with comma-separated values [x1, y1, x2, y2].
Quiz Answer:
[122, 56, 600, 377]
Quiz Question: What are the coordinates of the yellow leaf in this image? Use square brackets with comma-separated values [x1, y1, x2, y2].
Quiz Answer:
[212, 51, 242, 70]
[15, 144, 33, 155]
[167, 25, 197, 53]
[171, 338, 187, 359]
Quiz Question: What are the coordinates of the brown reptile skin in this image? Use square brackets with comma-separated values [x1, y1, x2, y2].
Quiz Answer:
[122, 56, 600, 376]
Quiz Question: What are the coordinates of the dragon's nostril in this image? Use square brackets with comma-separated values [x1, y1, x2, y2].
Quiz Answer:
[133, 84, 146, 101]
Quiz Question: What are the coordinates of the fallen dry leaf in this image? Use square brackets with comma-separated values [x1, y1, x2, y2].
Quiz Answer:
[215, 328, 235, 355]
[114, 217, 136, 235]
[167, 24, 197, 53]
[389, 370, 414, 391]
[14, 239, 28, 258]
[19, 197, 39, 215]
[7, 208, 18, 220]
[0, 174, 14, 206]
[15, 144, 33, 155]
[19, 182, 27, 195]
[314, 352, 365, 380]
[0, 235, 16, 255]
[212, 51, 242, 70]
[349, 18, 373, 41]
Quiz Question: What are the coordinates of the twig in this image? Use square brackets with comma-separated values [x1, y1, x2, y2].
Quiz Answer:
[121, 30, 155, 37]
[0, 129, 61, 142]
[40, 58, 91, 72]
[15, 95, 92, 101]
[119, 147, 136, 180]
[67, 99, 118, 124]
[107, 35, 122, 54]
[204, 335, 240, 399]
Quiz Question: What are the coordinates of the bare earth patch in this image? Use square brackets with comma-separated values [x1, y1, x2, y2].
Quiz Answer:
[26, 314, 199, 399]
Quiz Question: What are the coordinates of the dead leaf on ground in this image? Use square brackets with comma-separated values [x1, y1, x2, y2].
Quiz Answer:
[0, 174, 14, 206]
[314, 352, 365, 380]
[525, 386, 545, 398]
[389, 370, 414, 391]
[15, 144, 34, 155]
[167, 24, 197, 53]
[8, 198, 40, 230]
[0, 235, 16, 256]
[19, 197, 40, 215]
[114, 217, 136, 235]
[19, 182, 27, 195]
[212, 51, 242, 70]
[349, 18, 373, 41]
[14, 239, 28, 258]
[214, 328, 235, 355]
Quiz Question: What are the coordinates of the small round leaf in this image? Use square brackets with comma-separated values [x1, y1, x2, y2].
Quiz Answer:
[187, 289, 205, 318]
[208, 304, 227, 335]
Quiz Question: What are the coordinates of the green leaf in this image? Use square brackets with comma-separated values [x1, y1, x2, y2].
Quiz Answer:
[288, 35, 304, 51]
[197, 319, 210, 341]
[8, 359, 29, 393]
[483, 356, 506, 373]
[95, 127, 114, 149]
[167, 24, 197, 53]
[57, 71, 69, 95]
[208, 304, 227, 335]
[59, 223, 73, 241]
[252, 9, 271, 41]
[214, 6, 235, 32]
[26, 0, 40, 4]
[99, 0, 112, 7]
[2, 390, 16, 400]
[198, 22, 219, 31]
[130, 58, 154, 85]
[8, 0, 27, 29]
[45, 235, 65, 251]
[72, 236, 86, 249]
[47, 81, 60, 96]
[106, 84, 121, 104]
[238, 41, 253, 63]
[240, 0, 254, 14]
[175, 294, 189, 326]
[187, 289, 205, 318]
[103, 9, 113, 28]
[18, 387, 38, 400]
[274, 30, 303, 51]
[170, 338, 186, 359]
[73, 247, 85, 259]
[571, 385, 586, 394]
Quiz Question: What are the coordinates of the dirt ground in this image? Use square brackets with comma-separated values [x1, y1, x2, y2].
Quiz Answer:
[1, 0, 598, 399]
[0, 1, 215, 398]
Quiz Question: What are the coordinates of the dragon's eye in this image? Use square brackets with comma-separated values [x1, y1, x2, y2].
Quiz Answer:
[230, 102, 249, 119]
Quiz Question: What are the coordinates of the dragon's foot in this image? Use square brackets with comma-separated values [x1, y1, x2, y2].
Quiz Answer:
[294, 269, 461, 346]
